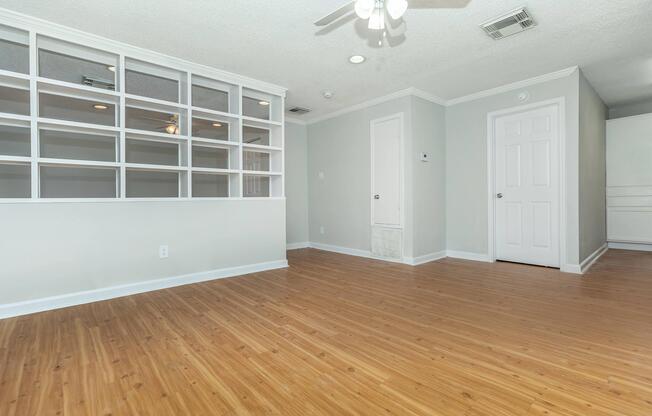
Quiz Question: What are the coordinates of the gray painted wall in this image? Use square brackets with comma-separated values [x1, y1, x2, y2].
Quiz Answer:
[578, 71, 608, 261]
[285, 122, 309, 245]
[446, 70, 582, 265]
[410, 96, 446, 257]
[303, 96, 446, 259]
[307, 97, 413, 254]
[0, 200, 286, 305]
[609, 98, 652, 119]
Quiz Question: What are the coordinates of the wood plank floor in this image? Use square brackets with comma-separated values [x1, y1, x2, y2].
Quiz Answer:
[1, 249, 652, 415]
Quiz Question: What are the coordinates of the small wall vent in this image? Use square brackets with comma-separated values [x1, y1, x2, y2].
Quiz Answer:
[288, 106, 311, 115]
[481, 7, 536, 40]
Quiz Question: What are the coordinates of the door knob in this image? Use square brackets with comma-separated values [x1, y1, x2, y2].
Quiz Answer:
[374, 194, 380, 200]
[496, 193, 503, 199]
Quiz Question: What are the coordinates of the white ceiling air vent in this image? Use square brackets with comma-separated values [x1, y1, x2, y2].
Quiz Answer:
[481, 7, 536, 40]
[288, 106, 311, 115]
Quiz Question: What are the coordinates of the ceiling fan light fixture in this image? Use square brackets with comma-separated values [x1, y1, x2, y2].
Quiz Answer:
[354, 0, 375, 19]
[165, 124, 178, 135]
[386, 0, 407, 20]
[368, 7, 385, 30]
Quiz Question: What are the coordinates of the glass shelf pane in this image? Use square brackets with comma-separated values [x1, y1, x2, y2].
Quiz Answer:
[40, 165, 117, 198]
[0, 85, 30, 116]
[126, 107, 185, 136]
[192, 173, 229, 197]
[125, 59, 186, 104]
[242, 125, 270, 146]
[0, 24, 29, 75]
[0, 162, 30, 198]
[192, 146, 228, 169]
[126, 139, 179, 166]
[191, 117, 230, 141]
[0, 125, 30, 157]
[39, 93, 116, 126]
[126, 170, 179, 198]
[243, 174, 270, 198]
[40, 129, 116, 162]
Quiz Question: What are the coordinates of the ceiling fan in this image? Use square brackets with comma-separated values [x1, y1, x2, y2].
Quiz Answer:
[315, 0, 469, 32]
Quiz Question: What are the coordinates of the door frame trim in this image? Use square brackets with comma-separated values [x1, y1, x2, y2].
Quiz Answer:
[370, 112, 405, 229]
[486, 97, 566, 268]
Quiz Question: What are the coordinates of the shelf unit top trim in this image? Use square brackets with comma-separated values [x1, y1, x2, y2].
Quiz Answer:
[0, 7, 287, 97]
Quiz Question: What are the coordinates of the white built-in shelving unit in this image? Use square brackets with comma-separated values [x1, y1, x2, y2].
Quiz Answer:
[0, 12, 286, 201]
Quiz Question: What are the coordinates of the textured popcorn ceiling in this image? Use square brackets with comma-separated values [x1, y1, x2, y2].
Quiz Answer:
[0, 0, 650, 120]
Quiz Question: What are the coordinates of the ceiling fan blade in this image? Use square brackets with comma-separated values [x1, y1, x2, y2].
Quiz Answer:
[314, 1, 355, 26]
[409, 0, 471, 9]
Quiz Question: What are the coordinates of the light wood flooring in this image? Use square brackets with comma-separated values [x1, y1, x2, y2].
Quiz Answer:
[1, 248, 652, 415]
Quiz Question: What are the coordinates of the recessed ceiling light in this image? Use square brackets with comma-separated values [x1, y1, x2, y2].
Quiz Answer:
[258, 100, 270, 106]
[212, 122, 223, 127]
[322, 91, 334, 99]
[349, 55, 365, 64]
[92, 104, 108, 110]
[107, 66, 116, 72]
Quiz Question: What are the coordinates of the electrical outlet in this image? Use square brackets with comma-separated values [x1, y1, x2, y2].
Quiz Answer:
[319, 226, 325, 235]
[159, 245, 169, 259]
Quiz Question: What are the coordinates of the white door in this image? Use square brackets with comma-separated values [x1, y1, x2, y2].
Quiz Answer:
[371, 115, 402, 227]
[495, 105, 560, 267]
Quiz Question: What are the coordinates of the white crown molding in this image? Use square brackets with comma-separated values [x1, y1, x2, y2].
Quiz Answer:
[446, 66, 579, 106]
[0, 259, 288, 319]
[0, 7, 287, 96]
[285, 117, 308, 126]
[292, 67, 579, 125]
[301, 87, 447, 125]
[409, 88, 448, 106]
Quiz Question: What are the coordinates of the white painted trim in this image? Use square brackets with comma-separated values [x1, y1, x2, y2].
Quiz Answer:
[486, 97, 567, 270]
[297, 67, 578, 125]
[285, 117, 307, 126]
[579, 244, 608, 274]
[608, 242, 652, 252]
[370, 112, 405, 229]
[562, 264, 582, 274]
[447, 66, 578, 106]
[445, 250, 492, 262]
[409, 88, 448, 106]
[403, 251, 447, 266]
[303, 87, 446, 125]
[0, 259, 289, 320]
[308, 242, 406, 264]
[287, 241, 310, 250]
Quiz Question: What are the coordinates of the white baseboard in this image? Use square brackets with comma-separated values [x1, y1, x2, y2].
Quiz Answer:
[403, 251, 447, 266]
[445, 250, 492, 262]
[608, 242, 652, 252]
[561, 264, 582, 274]
[579, 243, 608, 274]
[309, 242, 404, 264]
[0, 259, 288, 320]
[287, 241, 310, 250]
[309, 242, 374, 258]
